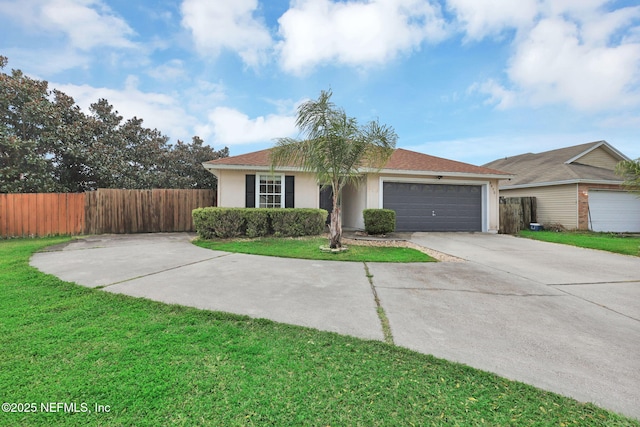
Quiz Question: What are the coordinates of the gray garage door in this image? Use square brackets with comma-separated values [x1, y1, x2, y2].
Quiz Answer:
[383, 182, 482, 232]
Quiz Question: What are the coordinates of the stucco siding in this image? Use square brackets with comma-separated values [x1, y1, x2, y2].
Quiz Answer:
[216, 170, 319, 208]
[215, 168, 502, 232]
[366, 174, 381, 209]
[500, 184, 578, 229]
[217, 169, 248, 208]
[292, 173, 320, 208]
[342, 179, 366, 229]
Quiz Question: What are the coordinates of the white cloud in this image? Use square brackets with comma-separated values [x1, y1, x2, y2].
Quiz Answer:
[579, 5, 640, 45]
[1, 47, 90, 75]
[446, 0, 538, 40]
[539, 0, 609, 20]
[147, 59, 188, 81]
[507, 16, 640, 110]
[470, 79, 517, 109]
[180, 0, 273, 67]
[277, 0, 449, 74]
[463, 2, 640, 111]
[54, 77, 197, 142]
[181, 79, 227, 114]
[0, 0, 136, 50]
[203, 107, 296, 146]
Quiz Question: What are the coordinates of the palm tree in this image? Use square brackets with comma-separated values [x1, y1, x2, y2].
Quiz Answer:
[271, 89, 397, 249]
[616, 159, 640, 194]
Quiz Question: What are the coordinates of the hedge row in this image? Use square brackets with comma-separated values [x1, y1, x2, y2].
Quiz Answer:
[192, 207, 328, 239]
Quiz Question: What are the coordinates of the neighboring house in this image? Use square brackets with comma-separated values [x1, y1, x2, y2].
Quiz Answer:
[203, 148, 512, 233]
[484, 141, 640, 232]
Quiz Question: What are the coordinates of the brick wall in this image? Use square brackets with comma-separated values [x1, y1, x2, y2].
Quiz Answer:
[577, 183, 625, 230]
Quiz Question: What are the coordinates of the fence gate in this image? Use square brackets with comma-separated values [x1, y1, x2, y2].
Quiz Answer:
[499, 197, 537, 234]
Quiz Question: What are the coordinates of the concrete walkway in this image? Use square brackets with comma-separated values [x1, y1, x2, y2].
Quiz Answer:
[30, 232, 640, 419]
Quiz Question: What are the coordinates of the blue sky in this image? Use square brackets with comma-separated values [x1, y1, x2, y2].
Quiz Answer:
[1, 0, 639, 165]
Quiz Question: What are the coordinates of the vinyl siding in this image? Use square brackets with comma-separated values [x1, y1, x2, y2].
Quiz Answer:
[574, 147, 619, 170]
[500, 184, 578, 229]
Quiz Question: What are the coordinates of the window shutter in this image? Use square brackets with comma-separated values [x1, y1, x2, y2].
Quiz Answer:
[245, 174, 256, 208]
[285, 176, 295, 208]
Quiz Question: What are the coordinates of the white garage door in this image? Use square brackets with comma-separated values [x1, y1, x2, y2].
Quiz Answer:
[589, 190, 640, 232]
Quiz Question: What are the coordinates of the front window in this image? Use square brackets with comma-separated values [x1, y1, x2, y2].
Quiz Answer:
[258, 175, 283, 208]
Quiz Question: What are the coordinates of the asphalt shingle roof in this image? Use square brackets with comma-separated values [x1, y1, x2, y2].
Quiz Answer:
[205, 147, 510, 176]
[483, 141, 624, 187]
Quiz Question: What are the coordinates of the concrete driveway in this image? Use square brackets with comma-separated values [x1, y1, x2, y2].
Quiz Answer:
[30, 232, 640, 419]
[372, 232, 640, 419]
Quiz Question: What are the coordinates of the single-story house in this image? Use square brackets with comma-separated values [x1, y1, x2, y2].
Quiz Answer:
[203, 148, 512, 233]
[484, 140, 640, 232]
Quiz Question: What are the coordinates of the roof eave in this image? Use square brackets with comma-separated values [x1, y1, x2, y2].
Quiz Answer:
[564, 140, 630, 164]
[373, 167, 513, 180]
[500, 178, 624, 190]
[202, 163, 306, 173]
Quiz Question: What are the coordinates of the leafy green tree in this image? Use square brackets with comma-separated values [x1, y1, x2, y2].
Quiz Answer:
[0, 56, 60, 192]
[0, 129, 57, 192]
[0, 56, 228, 193]
[163, 136, 229, 189]
[271, 89, 397, 249]
[616, 159, 640, 194]
[49, 89, 98, 192]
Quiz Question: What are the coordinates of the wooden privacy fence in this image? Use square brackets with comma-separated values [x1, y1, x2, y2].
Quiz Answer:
[85, 189, 214, 234]
[0, 193, 85, 238]
[1, 189, 215, 238]
[499, 197, 537, 234]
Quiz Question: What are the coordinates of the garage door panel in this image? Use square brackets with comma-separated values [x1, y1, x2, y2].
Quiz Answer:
[383, 182, 482, 232]
[589, 191, 640, 232]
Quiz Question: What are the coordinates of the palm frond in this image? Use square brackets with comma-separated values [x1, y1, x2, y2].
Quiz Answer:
[270, 88, 399, 247]
[616, 159, 640, 194]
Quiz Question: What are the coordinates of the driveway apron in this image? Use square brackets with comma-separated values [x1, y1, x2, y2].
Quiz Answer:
[368, 232, 640, 419]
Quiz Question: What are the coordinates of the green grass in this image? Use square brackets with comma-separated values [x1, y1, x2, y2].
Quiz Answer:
[193, 236, 435, 262]
[1, 238, 638, 426]
[519, 230, 640, 256]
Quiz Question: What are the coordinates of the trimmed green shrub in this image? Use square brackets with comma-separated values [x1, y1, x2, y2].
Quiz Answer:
[193, 207, 327, 239]
[192, 207, 217, 239]
[244, 209, 271, 238]
[363, 209, 396, 235]
[270, 209, 327, 237]
[192, 207, 245, 239]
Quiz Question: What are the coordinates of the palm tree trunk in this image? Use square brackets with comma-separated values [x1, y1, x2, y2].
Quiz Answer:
[329, 207, 342, 248]
[329, 190, 342, 249]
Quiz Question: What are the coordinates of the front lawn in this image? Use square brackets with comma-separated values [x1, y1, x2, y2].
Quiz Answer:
[193, 236, 435, 262]
[1, 238, 637, 426]
[519, 230, 640, 256]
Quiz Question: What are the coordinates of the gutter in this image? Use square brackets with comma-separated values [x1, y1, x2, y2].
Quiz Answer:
[500, 179, 624, 190]
[203, 163, 513, 180]
[202, 163, 306, 174]
[371, 168, 514, 180]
